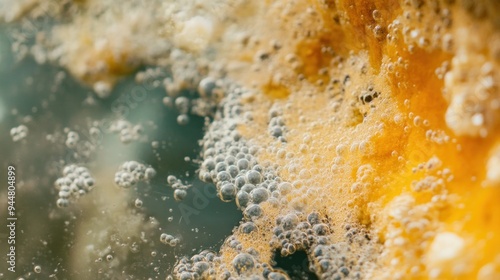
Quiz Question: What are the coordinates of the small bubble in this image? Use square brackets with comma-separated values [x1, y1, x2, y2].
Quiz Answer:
[175, 97, 190, 114]
[34, 265, 41, 273]
[145, 167, 157, 180]
[413, 116, 422, 126]
[198, 77, 217, 98]
[134, 198, 143, 208]
[151, 141, 160, 149]
[163, 96, 173, 107]
[177, 114, 190, 125]
[174, 189, 187, 201]
[56, 198, 69, 208]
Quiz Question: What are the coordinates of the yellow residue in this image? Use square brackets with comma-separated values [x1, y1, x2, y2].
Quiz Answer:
[228, 0, 500, 279]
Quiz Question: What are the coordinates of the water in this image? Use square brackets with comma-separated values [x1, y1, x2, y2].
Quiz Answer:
[0, 25, 242, 279]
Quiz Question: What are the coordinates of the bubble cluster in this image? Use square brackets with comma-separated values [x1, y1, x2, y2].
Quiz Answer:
[164, 76, 222, 125]
[173, 81, 356, 279]
[173, 233, 291, 279]
[114, 161, 156, 188]
[160, 233, 180, 247]
[167, 175, 190, 201]
[170, 83, 297, 278]
[269, 213, 374, 280]
[172, 250, 218, 279]
[196, 88, 282, 213]
[54, 164, 96, 208]
[167, 69, 386, 278]
[6, 0, 499, 278]
[268, 108, 286, 142]
[109, 120, 145, 144]
[160, 49, 224, 126]
[65, 131, 79, 148]
[10, 124, 28, 142]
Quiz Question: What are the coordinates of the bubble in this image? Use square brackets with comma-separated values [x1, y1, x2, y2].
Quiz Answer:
[199, 77, 217, 98]
[340, 266, 350, 276]
[175, 96, 190, 114]
[33, 265, 41, 273]
[56, 198, 69, 208]
[145, 167, 156, 180]
[281, 213, 299, 230]
[241, 183, 256, 193]
[217, 171, 231, 183]
[169, 238, 179, 247]
[227, 146, 239, 155]
[65, 138, 77, 148]
[219, 183, 237, 202]
[161, 233, 171, 243]
[313, 223, 330, 235]
[240, 222, 257, 234]
[373, 25, 384, 39]
[89, 126, 101, 138]
[232, 253, 255, 274]
[125, 161, 138, 171]
[215, 161, 227, 173]
[227, 165, 239, 178]
[115, 161, 155, 188]
[246, 170, 262, 184]
[167, 175, 178, 185]
[54, 178, 64, 189]
[75, 166, 86, 174]
[179, 272, 192, 280]
[69, 183, 79, 192]
[278, 182, 292, 195]
[177, 114, 189, 125]
[10, 125, 29, 142]
[236, 152, 246, 159]
[163, 96, 173, 107]
[134, 198, 143, 208]
[270, 126, 283, 138]
[84, 178, 95, 188]
[67, 131, 79, 140]
[65, 131, 79, 148]
[236, 191, 250, 209]
[234, 175, 247, 188]
[268, 272, 288, 280]
[174, 189, 188, 201]
[250, 187, 269, 204]
[225, 155, 237, 164]
[55, 164, 96, 207]
[231, 130, 241, 141]
[62, 165, 74, 175]
[307, 212, 320, 225]
[244, 204, 263, 219]
[58, 190, 70, 199]
[252, 164, 263, 173]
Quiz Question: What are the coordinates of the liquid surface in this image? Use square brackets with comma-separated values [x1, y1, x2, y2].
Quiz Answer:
[1, 0, 500, 279]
